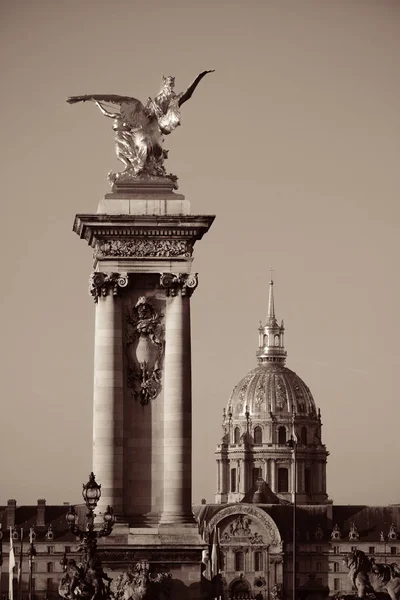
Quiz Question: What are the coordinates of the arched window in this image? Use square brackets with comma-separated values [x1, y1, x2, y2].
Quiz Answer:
[234, 427, 241, 444]
[231, 468, 237, 492]
[254, 551, 263, 571]
[235, 551, 244, 572]
[301, 426, 307, 445]
[277, 468, 289, 492]
[278, 426, 287, 445]
[254, 426, 262, 445]
[274, 334, 280, 346]
[263, 334, 269, 346]
[305, 468, 311, 494]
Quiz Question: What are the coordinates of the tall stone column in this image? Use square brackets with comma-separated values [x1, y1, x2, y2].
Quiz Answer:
[160, 273, 198, 523]
[90, 272, 128, 516]
[216, 459, 221, 494]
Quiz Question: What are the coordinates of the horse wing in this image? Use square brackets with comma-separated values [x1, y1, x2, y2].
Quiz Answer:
[67, 94, 141, 106]
[178, 70, 215, 107]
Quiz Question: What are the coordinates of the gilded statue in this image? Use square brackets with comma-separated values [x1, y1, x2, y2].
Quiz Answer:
[67, 71, 214, 189]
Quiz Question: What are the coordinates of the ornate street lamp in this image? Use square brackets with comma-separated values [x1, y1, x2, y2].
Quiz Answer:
[66, 472, 115, 566]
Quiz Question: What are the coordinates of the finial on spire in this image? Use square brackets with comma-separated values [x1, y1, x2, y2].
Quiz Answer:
[269, 266, 274, 284]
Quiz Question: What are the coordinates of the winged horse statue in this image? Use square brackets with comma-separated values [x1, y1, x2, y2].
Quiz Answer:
[67, 71, 214, 188]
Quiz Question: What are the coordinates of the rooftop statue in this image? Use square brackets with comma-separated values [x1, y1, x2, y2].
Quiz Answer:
[67, 70, 214, 190]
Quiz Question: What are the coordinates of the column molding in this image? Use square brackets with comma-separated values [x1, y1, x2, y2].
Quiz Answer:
[89, 272, 128, 302]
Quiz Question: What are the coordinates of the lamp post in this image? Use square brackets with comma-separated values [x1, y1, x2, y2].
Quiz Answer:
[287, 423, 297, 600]
[65, 473, 115, 567]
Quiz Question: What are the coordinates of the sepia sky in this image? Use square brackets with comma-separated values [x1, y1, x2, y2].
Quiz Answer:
[0, 0, 399, 507]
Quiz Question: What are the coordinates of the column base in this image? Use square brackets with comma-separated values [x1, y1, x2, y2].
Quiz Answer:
[159, 510, 198, 525]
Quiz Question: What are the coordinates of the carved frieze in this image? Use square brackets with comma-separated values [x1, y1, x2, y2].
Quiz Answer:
[89, 272, 129, 302]
[94, 239, 193, 259]
[126, 297, 165, 405]
[160, 273, 198, 297]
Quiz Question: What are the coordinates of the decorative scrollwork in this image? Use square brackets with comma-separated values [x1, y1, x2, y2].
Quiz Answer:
[94, 239, 192, 259]
[160, 272, 198, 297]
[126, 297, 164, 405]
[89, 272, 128, 303]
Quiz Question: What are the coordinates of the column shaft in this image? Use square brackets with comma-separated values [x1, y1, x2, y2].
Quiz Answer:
[270, 459, 276, 492]
[93, 293, 124, 515]
[161, 292, 193, 523]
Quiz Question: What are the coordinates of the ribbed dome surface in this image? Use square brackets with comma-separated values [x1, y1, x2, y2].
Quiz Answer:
[229, 363, 316, 417]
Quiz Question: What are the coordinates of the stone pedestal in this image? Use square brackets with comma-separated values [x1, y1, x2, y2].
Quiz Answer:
[74, 179, 214, 598]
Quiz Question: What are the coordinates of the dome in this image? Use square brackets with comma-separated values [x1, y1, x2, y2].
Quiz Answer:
[228, 363, 317, 418]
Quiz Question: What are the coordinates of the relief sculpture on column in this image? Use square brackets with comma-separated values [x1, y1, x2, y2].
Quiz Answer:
[126, 296, 165, 405]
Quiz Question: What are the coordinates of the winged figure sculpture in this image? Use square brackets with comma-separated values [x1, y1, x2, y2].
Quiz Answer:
[67, 71, 214, 189]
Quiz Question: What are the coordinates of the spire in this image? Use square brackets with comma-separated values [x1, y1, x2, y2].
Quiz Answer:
[257, 276, 287, 364]
[267, 278, 276, 325]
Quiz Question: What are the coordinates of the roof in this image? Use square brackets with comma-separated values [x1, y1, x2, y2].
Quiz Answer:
[195, 503, 400, 543]
[228, 364, 318, 419]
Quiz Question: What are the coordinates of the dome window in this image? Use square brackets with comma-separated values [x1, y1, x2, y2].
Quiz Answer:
[231, 468, 237, 492]
[278, 426, 287, 445]
[300, 427, 307, 445]
[234, 427, 241, 445]
[254, 426, 262, 445]
[388, 524, 398, 541]
[277, 468, 289, 493]
[304, 468, 311, 494]
[274, 335, 280, 346]
[349, 523, 359, 541]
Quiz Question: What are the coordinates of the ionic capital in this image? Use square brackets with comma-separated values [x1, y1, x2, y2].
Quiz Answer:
[160, 273, 198, 297]
[89, 272, 129, 302]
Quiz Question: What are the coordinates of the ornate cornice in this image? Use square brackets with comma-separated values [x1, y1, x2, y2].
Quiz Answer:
[73, 214, 215, 252]
[160, 273, 198, 297]
[89, 272, 128, 302]
[94, 239, 193, 259]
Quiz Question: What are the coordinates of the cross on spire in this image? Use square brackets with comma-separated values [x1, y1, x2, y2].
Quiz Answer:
[269, 266, 274, 283]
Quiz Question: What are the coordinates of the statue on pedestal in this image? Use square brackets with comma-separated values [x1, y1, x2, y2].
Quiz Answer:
[343, 549, 400, 600]
[67, 71, 214, 190]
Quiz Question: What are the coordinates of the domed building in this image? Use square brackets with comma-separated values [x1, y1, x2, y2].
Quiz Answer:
[194, 281, 400, 600]
[215, 279, 329, 505]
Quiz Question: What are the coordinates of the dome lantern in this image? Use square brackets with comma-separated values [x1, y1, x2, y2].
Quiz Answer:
[257, 279, 287, 364]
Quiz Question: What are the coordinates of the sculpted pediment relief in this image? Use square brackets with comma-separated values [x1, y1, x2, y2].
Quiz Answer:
[206, 505, 281, 548]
